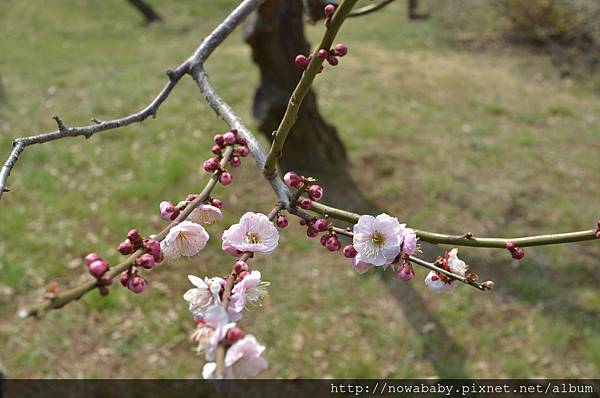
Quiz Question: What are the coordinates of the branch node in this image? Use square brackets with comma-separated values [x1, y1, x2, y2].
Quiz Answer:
[52, 115, 67, 132]
[91, 117, 104, 125]
[166, 69, 177, 81]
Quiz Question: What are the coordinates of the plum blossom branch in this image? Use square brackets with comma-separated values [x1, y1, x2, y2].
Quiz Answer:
[262, 0, 358, 179]
[0, 0, 271, 201]
[308, 200, 598, 249]
[21, 146, 236, 318]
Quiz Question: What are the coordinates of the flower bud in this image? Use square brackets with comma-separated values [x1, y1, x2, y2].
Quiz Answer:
[317, 49, 329, 59]
[326, 55, 338, 66]
[333, 43, 348, 57]
[596, 230, 600, 239]
[99, 286, 110, 297]
[482, 281, 495, 290]
[223, 132, 236, 145]
[276, 215, 288, 228]
[220, 171, 233, 185]
[505, 241, 515, 251]
[127, 275, 147, 294]
[118, 240, 134, 255]
[395, 263, 415, 281]
[153, 251, 164, 264]
[230, 156, 241, 168]
[211, 145, 222, 155]
[306, 226, 318, 238]
[308, 185, 324, 201]
[88, 260, 109, 279]
[230, 128, 238, 136]
[283, 171, 302, 188]
[214, 134, 225, 147]
[512, 247, 525, 260]
[127, 229, 142, 243]
[211, 198, 223, 209]
[320, 234, 329, 247]
[120, 271, 130, 287]
[159, 201, 177, 221]
[203, 158, 220, 173]
[325, 236, 341, 251]
[298, 198, 312, 210]
[85, 253, 101, 266]
[324, 4, 336, 17]
[186, 194, 198, 202]
[145, 239, 161, 257]
[234, 260, 249, 274]
[136, 253, 156, 270]
[294, 54, 309, 69]
[314, 218, 329, 232]
[236, 136, 247, 146]
[299, 219, 307, 226]
[227, 327, 246, 344]
[237, 146, 250, 157]
[100, 274, 113, 286]
[343, 244, 357, 258]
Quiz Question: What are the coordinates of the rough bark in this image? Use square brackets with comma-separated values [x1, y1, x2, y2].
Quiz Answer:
[127, 0, 163, 24]
[244, 0, 364, 207]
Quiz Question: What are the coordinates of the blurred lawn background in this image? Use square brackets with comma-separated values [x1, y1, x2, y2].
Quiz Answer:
[0, 0, 599, 378]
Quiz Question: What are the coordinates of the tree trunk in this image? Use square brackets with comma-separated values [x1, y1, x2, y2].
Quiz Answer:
[127, 0, 163, 24]
[244, 0, 366, 208]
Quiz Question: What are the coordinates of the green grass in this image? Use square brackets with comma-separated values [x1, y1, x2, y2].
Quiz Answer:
[1, 0, 599, 378]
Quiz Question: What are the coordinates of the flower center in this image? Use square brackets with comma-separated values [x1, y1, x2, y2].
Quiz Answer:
[371, 231, 385, 246]
[246, 232, 262, 244]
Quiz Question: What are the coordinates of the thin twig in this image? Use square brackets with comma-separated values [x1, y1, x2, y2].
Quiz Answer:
[348, 0, 396, 17]
[262, 0, 359, 179]
[0, 0, 262, 200]
[309, 201, 598, 248]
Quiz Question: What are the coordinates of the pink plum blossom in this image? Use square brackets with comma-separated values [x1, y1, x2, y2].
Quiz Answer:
[401, 227, 418, 256]
[203, 334, 268, 379]
[191, 305, 235, 362]
[352, 213, 404, 266]
[161, 221, 209, 260]
[184, 275, 226, 320]
[425, 248, 468, 293]
[227, 271, 269, 321]
[222, 212, 279, 254]
[188, 203, 223, 225]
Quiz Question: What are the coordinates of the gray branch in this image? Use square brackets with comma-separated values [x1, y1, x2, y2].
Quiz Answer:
[0, 0, 289, 205]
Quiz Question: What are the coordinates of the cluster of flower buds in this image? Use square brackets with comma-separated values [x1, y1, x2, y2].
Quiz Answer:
[283, 171, 324, 212]
[595, 219, 600, 239]
[84, 253, 112, 296]
[324, 3, 336, 26]
[275, 213, 288, 229]
[294, 43, 348, 72]
[505, 241, 525, 260]
[120, 268, 147, 294]
[117, 229, 164, 264]
[204, 128, 249, 186]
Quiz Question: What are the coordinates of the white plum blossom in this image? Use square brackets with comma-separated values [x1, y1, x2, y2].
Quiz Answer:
[425, 248, 468, 294]
[188, 203, 223, 225]
[401, 227, 418, 256]
[222, 212, 279, 254]
[183, 275, 225, 320]
[191, 305, 235, 361]
[161, 221, 209, 260]
[228, 271, 269, 321]
[352, 213, 404, 266]
[203, 334, 268, 379]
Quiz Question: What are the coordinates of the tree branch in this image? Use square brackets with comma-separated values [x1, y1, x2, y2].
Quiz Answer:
[308, 200, 598, 248]
[0, 0, 263, 201]
[348, 0, 396, 17]
[262, 0, 358, 179]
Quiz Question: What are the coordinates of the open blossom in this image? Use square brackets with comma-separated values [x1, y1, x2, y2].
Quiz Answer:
[191, 305, 235, 361]
[425, 248, 468, 293]
[161, 221, 209, 260]
[228, 271, 269, 321]
[352, 213, 404, 266]
[203, 335, 268, 379]
[188, 203, 223, 225]
[401, 227, 418, 256]
[222, 212, 279, 254]
[184, 275, 225, 320]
